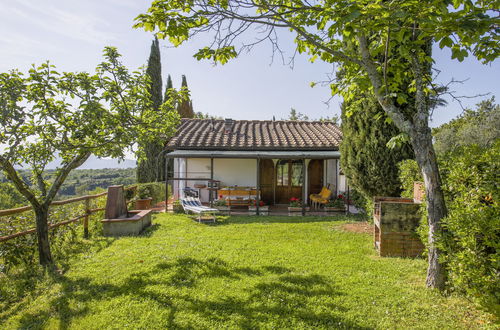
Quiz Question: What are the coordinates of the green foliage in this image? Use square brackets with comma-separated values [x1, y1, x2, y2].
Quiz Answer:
[438, 143, 500, 312]
[398, 145, 500, 311]
[286, 108, 309, 121]
[172, 199, 183, 213]
[134, 182, 165, 205]
[0, 47, 180, 265]
[213, 199, 227, 207]
[1, 214, 496, 328]
[341, 96, 414, 200]
[0, 182, 26, 209]
[433, 97, 500, 154]
[0, 168, 136, 201]
[346, 188, 371, 217]
[398, 159, 422, 198]
[0, 194, 109, 306]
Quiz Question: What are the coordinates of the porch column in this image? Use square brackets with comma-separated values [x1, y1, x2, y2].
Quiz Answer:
[302, 158, 306, 216]
[256, 158, 261, 215]
[210, 157, 214, 207]
[272, 159, 278, 205]
[165, 157, 169, 213]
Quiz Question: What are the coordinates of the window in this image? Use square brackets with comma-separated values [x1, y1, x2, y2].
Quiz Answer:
[291, 160, 303, 186]
[276, 160, 289, 186]
[276, 160, 303, 187]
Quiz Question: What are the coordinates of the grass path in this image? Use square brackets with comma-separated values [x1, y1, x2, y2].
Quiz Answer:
[1, 214, 496, 329]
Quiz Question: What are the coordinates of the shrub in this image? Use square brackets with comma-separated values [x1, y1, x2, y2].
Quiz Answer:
[214, 199, 227, 207]
[438, 143, 500, 312]
[398, 159, 422, 198]
[398, 143, 500, 312]
[172, 200, 183, 213]
[135, 182, 165, 205]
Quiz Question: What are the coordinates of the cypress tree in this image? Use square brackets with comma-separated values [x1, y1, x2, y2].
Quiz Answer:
[340, 94, 414, 199]
[177, 75, 194, 118]
[164, 74, 173, 102]
[137, 38, 166, 183]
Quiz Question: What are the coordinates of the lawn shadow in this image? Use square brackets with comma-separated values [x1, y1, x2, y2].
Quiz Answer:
[15, 257, 372, 329]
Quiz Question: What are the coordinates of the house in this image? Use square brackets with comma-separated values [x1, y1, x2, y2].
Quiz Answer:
[165, 118, 345, 208]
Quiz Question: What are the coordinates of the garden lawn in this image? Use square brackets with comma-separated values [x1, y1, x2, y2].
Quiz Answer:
[1, 214, 496, 329]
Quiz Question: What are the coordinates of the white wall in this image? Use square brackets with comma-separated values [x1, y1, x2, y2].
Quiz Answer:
[174, 158, 257, 202]
[324, 159, 338, 194]
[213, 158, 257, 187]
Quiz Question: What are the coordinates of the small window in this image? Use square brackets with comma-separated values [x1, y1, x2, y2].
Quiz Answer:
[276, 160, 289, 186]
[291, 160, 303, 186]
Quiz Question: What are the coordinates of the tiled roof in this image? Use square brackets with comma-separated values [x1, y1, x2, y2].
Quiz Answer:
[166, 119, 342, 151]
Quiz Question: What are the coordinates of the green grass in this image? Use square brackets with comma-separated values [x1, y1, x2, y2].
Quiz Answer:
[1, 214, 496, 329]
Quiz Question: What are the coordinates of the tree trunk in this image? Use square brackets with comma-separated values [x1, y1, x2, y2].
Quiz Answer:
[34, 205, 53, 267]
[410, 128, 447, 290]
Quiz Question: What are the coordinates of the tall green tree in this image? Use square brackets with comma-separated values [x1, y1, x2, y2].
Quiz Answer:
[135, 0, 498, 289]
[177, 75, 194, 118]
[340, 95, 414, 199]
[0, 47, 180, 267]
[137, 38, 167, 183]
[164, 74, 173, 102]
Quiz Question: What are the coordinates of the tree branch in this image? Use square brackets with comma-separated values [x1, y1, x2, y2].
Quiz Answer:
[0, 155, 40, 208]
[44, 152, 91, 206]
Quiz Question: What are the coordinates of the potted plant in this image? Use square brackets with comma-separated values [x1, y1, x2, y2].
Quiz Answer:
[214, 197, 231, 214]
[172, 199, 184, 214]
[135, 184, 153, 210]
[248, 199, 269, 215]
[288, 197, 310, 216]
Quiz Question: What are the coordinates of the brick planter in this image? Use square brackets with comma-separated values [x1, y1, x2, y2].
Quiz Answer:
[248, 206, 269, 215]
[324, 207, 345, 214]
[288, 206, 310, 216]
[373, 197, 424, 257]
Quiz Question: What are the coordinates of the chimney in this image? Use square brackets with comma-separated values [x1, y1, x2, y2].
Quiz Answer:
[224, 118, 234, 134]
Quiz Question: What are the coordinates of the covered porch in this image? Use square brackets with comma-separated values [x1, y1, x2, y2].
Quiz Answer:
[166, 150, 346, 216]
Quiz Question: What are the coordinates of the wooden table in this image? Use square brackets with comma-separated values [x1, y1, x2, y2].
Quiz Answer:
[218, 188, 258, 206]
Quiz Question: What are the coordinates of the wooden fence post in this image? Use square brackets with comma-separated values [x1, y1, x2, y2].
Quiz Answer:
[84, 198, 90, 239]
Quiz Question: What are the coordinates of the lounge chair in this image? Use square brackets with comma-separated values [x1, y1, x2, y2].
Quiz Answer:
[310, 187, 333, 209]
[180, 197, 218, 222]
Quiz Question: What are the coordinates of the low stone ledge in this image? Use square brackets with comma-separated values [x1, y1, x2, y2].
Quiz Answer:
[102, 210, 152, 236]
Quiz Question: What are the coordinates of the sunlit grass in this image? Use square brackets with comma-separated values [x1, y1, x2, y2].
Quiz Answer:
[1, 214, 496, 329]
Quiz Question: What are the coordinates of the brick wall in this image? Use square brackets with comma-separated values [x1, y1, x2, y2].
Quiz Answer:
[374, 198, 424, 258]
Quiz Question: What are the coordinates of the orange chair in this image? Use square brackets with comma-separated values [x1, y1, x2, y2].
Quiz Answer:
[310, 186, 332, 209]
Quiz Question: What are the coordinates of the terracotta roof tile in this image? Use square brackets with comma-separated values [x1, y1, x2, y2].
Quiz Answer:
[166, 119, 342, 151]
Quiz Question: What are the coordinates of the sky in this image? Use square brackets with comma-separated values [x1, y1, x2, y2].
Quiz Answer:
[0, 1, 498, 131]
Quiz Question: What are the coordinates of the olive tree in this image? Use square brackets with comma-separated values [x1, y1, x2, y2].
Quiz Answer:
[0, 47, 180, 267]
[134, 0, 498, 289]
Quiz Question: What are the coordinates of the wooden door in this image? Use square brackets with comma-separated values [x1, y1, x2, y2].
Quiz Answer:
[308, 159, 324, 195]
[259, 159, 274, 204]
[275, 160, 304, 204]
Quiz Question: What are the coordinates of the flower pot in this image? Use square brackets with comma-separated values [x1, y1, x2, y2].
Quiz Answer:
[248, 206, 269, 215]
[135, 198, 152, 210]
[288, 206, 310, 216]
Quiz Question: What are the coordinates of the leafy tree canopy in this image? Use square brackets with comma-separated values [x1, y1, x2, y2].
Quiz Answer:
[0, 47, 181, 265]
[433, 97, 500, 154]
